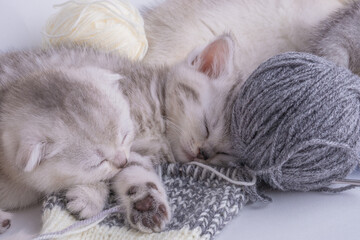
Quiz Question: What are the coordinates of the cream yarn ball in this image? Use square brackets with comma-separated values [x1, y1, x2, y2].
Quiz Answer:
[43, 0, 148, 60]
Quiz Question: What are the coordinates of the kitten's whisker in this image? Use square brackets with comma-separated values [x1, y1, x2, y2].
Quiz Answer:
[165, 116, 181, 129]
[166, 122, 182, 134]
[165, 117, 183, 134]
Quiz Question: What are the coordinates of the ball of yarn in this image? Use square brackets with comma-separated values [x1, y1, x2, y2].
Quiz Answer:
[43, 0, 148, 60]
[231, 52, 360, 191]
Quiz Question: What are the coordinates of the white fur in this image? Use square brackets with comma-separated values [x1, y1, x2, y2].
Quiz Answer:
[165, 35, 238, 165]
[66, 182, 109, 219]
[112, 152, 171, 233]
[144, 0, 349, 167]
[144, 0, 346, 79]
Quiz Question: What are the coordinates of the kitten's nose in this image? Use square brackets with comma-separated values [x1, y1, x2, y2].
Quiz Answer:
[196, 148, 209, 160]
[113, 151, 127, 169]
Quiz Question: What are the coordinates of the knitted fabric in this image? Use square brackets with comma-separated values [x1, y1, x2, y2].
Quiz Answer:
[40, 163, 265, 240]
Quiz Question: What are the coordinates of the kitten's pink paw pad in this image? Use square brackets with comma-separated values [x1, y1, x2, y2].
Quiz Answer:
[126, 182, 170, 233]
[2, 219, 10, 229]
[0, 211, 12, 234]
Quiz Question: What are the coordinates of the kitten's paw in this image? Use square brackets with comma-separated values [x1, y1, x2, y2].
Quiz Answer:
[0, 210, 12, 234]
[126, 182, 170, 233]
[66, 182, 108, 219]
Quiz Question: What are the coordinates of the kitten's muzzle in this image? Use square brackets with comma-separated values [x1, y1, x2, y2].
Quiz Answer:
[196, 148, 210, 160]
[112, 151, 128, 169]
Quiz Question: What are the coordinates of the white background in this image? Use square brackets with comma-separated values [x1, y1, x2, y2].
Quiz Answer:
[0, 0, 359, 239]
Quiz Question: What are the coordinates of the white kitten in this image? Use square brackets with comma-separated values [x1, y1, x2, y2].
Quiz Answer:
[139, 0, 350, 171]
[165, 34, 239, 166]
[144, 0, 347, 80]
[113, 34, 237, 232]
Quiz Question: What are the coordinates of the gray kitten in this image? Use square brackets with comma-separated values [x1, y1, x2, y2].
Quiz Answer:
[0, 48, 132, 232]
[308, 1, 360, 75]
[0, 35, 239, 233]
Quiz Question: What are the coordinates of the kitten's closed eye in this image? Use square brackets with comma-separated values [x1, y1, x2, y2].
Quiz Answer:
[85, 150, 109, 169]
[121, 133, 128, 144]
[93, 149, 127, 170]
[204, 117, 210, 139]
[91, 159, 108, 169]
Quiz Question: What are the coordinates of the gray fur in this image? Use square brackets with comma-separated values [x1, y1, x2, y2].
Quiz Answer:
[308, 1, 360, 75]
[1, 45, 172, 165]
[0, 45, 135, 229]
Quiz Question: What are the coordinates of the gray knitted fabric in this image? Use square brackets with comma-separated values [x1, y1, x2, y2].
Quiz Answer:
[42, 163, 265, 239]
[231, 52, 360, 192]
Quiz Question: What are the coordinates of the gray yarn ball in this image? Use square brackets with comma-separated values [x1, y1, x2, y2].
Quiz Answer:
[231, 52, 360, 191]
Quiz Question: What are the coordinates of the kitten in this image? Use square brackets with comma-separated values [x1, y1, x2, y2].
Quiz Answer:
[112, 34, 240, 232]
[308, 1, 360, 75]
[0, 48, 133, 232]
[0, 37, 237, 233]
[143, 0, 347, 81]
[79, 35, 238, 232]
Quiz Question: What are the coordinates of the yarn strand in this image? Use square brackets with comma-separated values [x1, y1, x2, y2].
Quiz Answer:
[188, 161, 257, 186]
[333, 178, 360, 186]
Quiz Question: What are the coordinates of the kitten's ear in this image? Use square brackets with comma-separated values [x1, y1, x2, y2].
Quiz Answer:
[16, 139, 47, 172]
[189, 34, 235, 79]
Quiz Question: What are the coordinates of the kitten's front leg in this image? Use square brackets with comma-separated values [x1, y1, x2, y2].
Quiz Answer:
[0, 209, 11, 234]
[66, 182, 109, 219]
[112, 153, 171, 233]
